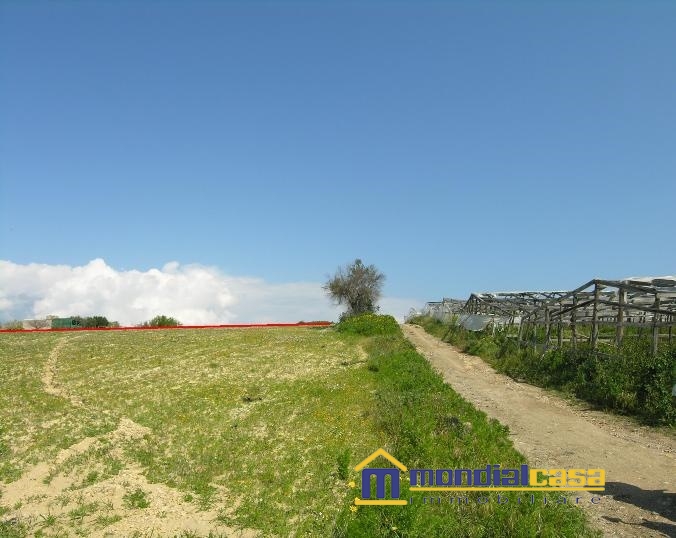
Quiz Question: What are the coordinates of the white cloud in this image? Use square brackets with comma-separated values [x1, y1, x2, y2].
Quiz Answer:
[0, 259, 419, 325]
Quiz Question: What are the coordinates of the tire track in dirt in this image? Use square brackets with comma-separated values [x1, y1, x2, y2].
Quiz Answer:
[42, 336, 84, 406]
[402, 324, 675, 538]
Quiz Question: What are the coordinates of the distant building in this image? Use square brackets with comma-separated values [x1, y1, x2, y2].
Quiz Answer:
[51, 317, 81, 329]
[22, 318, 51, 330]
[22, 317, 81, 330]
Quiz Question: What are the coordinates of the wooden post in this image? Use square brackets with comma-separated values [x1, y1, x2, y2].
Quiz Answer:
[543, 306, 551, 351]
[591, 283, 600, 350]
[524, 319, 531, 346]
[571, 296, 578, 349]
[557, 301, 563, 348]
[652, 296, 661, 356]
[616, 287, 626, 347]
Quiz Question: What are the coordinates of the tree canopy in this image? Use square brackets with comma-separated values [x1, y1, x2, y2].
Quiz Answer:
[144, 315, 181, 327]
[72, 315, 111, 328]
[324, 259, 385, 317]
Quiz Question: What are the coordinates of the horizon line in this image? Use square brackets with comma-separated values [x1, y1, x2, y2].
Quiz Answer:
[0, 321, 332, 334]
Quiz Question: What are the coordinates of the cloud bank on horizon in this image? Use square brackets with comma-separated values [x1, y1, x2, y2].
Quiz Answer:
[0, 259, 418, 325]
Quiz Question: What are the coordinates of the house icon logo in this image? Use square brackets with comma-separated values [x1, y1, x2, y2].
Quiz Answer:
[354, 448, 408, 506]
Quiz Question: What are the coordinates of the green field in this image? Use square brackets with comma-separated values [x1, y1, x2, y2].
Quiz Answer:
[0, 324, 596, 537]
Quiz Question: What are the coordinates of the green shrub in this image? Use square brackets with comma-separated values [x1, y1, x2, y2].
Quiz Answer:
[141, 315, 181, 327]
[335, 313, 399, 336]
[635, 345, 676, 425]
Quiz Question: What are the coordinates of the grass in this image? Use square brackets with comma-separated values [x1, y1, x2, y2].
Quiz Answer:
[0, 327, 383, 536]
[0, 333, 117, 474]
[331, 321, 596, 537]
[0, 322, 598, 536]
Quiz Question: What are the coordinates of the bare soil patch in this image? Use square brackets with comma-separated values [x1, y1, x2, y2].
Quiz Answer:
[2, 334, 263, 536]
[2, 417, 256, 537]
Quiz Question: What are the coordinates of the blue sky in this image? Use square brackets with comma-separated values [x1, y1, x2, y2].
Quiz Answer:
[1, 1, 675, 323]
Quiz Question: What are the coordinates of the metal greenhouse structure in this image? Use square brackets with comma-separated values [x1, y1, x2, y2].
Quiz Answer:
[422, 276, 676, 355]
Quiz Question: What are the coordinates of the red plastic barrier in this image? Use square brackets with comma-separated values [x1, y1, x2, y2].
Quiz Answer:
[0, 322, 333, 334]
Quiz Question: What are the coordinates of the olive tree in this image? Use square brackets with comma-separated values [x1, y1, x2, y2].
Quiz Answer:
[146, 315, 181, 327]
[324, 259, 385, 317]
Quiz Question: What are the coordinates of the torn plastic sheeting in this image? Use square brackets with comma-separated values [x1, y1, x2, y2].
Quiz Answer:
[457, 314, 513, 331]
[457, 314, 493, 331]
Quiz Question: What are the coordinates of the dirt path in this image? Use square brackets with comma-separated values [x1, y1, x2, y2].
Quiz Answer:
[402, 324, 675, 538]
[42, 335, 84, 406]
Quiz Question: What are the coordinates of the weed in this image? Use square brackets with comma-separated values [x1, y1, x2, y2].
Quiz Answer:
[0, 519, 28, 538]
[104, 457, 124, 476]
[336, 449, 351, 480]
[0, 436, 8, 459]
[68, 502, 98, 521]
[81, 470, 99, 487]
[94, 513, 122, 527]
[0, 462, 22, 483]
[54, 493, 70, 508]
[123, 488, 150, 509]
[215, 509, 230, 524]
[39, 513, 57, 527]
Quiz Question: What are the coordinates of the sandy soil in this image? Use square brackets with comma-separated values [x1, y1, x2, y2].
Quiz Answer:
[402, 324, 675, 538]
[2, 336, 259, 537]
[2, 416, 256, 537]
